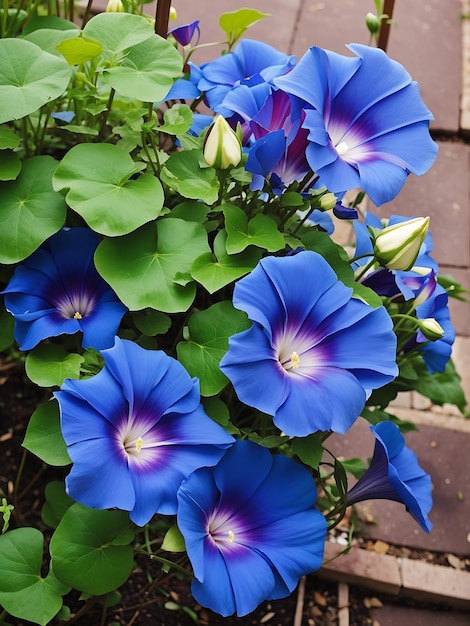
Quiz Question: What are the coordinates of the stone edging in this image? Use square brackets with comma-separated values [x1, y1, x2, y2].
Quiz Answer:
[318, 541, 470, 610]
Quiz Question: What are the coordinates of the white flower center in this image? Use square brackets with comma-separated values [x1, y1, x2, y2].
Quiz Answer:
[335, 141, 349, 156]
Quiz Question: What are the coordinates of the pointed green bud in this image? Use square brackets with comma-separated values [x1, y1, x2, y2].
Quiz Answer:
[373, 216, 430, 271]
[417, 318, 445, 341]
[203, 115, 242, 169]
[365, 12, 381, 35]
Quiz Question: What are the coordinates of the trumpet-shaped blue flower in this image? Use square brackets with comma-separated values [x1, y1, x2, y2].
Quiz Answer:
[196, 39, 295, 115]
[168, 19, 200, 47]
[55, 338, 234, 526]
[347, 421, 433, 532]
[275, 44, 438, 206]
[177, 439, 327, 617]
[220, 251, 398, 436]
[2, 228, 127, 351]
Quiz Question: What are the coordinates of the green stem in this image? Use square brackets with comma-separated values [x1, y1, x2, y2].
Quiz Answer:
[148, 554, 193, 578]
[98, 88, 115, 141]
[354, 257, 377, 282]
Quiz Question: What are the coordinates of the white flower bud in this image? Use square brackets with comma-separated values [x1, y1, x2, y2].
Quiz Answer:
[203, 115, 242, 170]
[417, 318, 445, 341]
[105, 0, 124, 12]
[373, 216, 430, 271]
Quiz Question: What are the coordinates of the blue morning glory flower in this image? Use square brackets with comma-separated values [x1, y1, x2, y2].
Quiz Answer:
[347, 421, 433, 532]
[220, 251, 398, 436]
[2, 228, 127, 351]
[196, 39, 296, 115]
[274, 44, 438, 206]
[177, 439, 327, 617]
[55, 338, 234, 526]
[168, 19, 200, 47]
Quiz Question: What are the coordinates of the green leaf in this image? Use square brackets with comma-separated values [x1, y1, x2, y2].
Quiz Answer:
[0, 527, 69, 626]
[161, 525, 186, 552]
[101, 36, 182, 102]
[161, 150, 219, 205]
[191, 229, 261, 293]
[159, 104, 193, 135]
[223, 204, 284, 253]
[133, 309, 171, 336]
[219, 9, 271, 44]
[82, 12, 155, 56]
[0, 156, 67, 264]
[170, 201, 210, 224]
[24, 28, 79, 57]
[0, 150, 21, 181]
[23, 15, 80, 34]
[41, 482, 74, 529]
[340, 457, 367, 480]
[291, 434, 324, 469]
[56, 36, 103, 65]
[201, 396, 230, 427]
[0, 126, 20, 149]
[53, 143, 164, 236]
[177, 301, 250, 396]
[412, 358, 467, 413]
[25, 344, 84, 387]
[50, 504, 134, 596]
[0, 39, 71, 124]
[95, 218, 210, 312]
[23, 400, 71, 467]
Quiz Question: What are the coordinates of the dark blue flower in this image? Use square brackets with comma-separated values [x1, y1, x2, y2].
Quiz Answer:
[347, 421, 433, 532]
[275, 44, 438, 206]
[55, 338, 234, 526]
[177, 439, 327, 617]
[196, 39, 295, 115]
[220, 251, 398, 436]
[2, 228, 127, 351]
[168, 19, 200, 47]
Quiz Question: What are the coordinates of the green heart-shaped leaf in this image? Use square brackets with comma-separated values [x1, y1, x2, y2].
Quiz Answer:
[223, 203, 284, 253]
[24, 28, 79, 57]
[56, 36, 103, 65]
[0, 39, 71, 123]
[0, 126, 20, 149]
[23, 400, 71, 467]
[191, 229, 261, 293]
[177, 301, 250, 396]
[102, 35, 182, 102]
[159, 104, 193, 135]
[0, 528, 69, 626]
[25, 343, 84, 388]
[82, 12, 154, 56]
[50, 504, 134, 596]
[95, 218, 210, 312]
[0, 156, 66, 264]
[53, 143, 164, 236]
[161, 150, 219, 205]
[219, 9, 271, 43]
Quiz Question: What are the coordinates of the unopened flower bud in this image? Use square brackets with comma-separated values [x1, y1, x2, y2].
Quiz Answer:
[320, 192, 338, 211]
[417, 318, 445, 341]
[203, 115, 242, 169]
[169, 7, 177, 21]
[365, 12, 381, 35]
[373, 216, 430, 271]
[105, 0, 124, 12]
